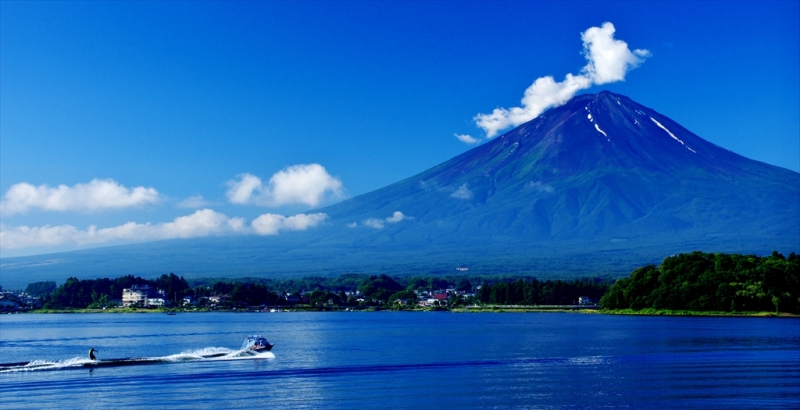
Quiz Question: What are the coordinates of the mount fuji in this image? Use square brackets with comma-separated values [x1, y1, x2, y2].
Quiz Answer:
[3, 91, 798, 287]
[327, 91, 799, 242]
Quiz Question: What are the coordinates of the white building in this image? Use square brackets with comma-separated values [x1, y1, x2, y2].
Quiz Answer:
[146, 298, 167, 307]
[122, 285, 169, 307]
[122, 285, 151, 306]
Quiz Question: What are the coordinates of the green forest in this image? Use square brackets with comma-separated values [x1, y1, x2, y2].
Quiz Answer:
[475, 278, 610, 305]
[600, 251, 800, 314]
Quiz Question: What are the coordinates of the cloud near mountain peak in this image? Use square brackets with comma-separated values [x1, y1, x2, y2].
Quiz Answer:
[471, 22, 649, 140]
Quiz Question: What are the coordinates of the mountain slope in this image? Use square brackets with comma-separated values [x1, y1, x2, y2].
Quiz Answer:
[321, 91, 798, 245]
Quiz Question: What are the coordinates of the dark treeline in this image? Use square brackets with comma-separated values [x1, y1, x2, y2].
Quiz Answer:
[36, 272, 611, 309]
[475, 278, 611, 305]
[187, 273, 551, 295]
[600, 251, 800, 313]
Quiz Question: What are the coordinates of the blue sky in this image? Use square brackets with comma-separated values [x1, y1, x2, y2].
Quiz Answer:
[1, 1, 798, 257]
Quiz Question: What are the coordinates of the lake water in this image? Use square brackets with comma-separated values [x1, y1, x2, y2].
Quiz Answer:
[1, 312, 798, 409]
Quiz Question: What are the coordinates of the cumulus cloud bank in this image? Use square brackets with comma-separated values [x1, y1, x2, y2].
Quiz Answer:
[227, 164, 343, 207]
[0, 209, 243, 249]
[0, 209, 328, 250]
[0, 179, 161, 215]
[473, 22, 649, 139]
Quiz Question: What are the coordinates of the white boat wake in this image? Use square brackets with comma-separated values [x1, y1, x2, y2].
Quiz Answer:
[0, 347, 275, 373]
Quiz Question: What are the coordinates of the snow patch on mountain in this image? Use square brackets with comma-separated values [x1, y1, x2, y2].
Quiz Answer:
[650, 117, 697, 153]
[594, 123, 609, 139]
[650, 117, 683, 144]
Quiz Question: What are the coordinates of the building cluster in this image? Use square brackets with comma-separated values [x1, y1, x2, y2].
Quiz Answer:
[409, 289, 477, 307]
[0, 290, 42, 311]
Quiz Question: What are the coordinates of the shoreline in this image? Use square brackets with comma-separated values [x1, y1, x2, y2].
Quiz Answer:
[453, 307, 797, 317]
[6, 306, 797, 318]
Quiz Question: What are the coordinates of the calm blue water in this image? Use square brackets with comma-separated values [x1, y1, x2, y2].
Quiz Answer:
[1, 312, 798, 409]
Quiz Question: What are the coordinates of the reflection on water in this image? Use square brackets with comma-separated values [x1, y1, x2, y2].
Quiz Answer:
[0, 312, 798, 409]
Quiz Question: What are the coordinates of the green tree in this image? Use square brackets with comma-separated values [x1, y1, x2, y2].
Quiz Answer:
[388, 289, 418, 307]
[455, 278, 472, 292]
[358, 274, 404, 303]
[24, 281, 56, 297]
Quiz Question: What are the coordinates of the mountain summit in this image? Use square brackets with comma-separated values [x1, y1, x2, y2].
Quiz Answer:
[4, 92, 799, 286]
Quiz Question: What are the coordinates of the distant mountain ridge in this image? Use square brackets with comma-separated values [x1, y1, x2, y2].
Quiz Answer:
[2, 91, 798, 289]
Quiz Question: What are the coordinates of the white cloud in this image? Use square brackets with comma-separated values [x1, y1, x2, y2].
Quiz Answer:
[581, 23, 651, 84]
[346, 222, 358, 228]
[386, 211, 409, 223]
[474, 22, 649, 138]
[363, 218, 385, 229]
[0, 179, 161, 215]
[251, 212, 328, 236]
[269, 164, 343, 206]
[177, 195, 210, 209]
[226, 174, 263, 204]
[0, 209, 328, 250]
[363, 211, 412, 229]
[527, 181, 554, 193]
[450, 184, 473, 200]
[157, 209, 246, 239]
[226, 164, 343, 207]
[455, 133, 480, 145]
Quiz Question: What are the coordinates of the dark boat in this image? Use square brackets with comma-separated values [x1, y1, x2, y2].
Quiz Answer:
[241, 335, 274, 352]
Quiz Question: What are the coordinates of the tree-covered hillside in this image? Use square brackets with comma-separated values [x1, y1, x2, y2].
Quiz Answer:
[600, 251, 800, 313]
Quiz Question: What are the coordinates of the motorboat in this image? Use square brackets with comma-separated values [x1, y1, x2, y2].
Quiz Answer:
[241, 335, 274, 352]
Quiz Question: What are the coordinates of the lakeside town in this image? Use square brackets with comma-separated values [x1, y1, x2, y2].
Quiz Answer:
[0, 282, 599, 313]
[1, 251, 796, 315]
